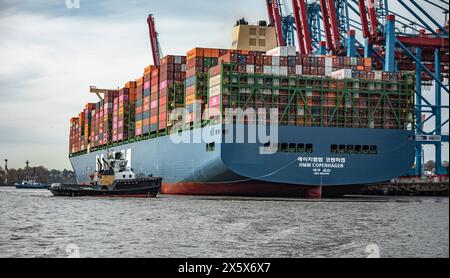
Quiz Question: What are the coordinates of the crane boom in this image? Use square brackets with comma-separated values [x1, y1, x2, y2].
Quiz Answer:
[266, 0, 276, 26]
[366, 0, 379, 37]
[291, 0, 306, 54]
[358, 0, 371, 39]
[89, 86, 115, 100]
[147, 14, 161, 67]
[271, 0, 286, 46]
[320, 0, 333, 50]
[297, 0, 312, 53]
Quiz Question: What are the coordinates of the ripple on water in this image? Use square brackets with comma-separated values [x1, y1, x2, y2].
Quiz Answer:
[0, 188, 448, 258]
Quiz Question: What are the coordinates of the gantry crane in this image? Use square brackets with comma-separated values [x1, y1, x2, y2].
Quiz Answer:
[262, 0, 449, 176]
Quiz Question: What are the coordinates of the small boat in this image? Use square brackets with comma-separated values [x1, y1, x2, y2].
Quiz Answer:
[15, 180, 50, 189]
[15, 160, 49, 189]
[49, 150, 162, 198]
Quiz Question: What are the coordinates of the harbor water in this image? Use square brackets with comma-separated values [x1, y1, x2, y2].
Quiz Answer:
[0, 187, 448, 258]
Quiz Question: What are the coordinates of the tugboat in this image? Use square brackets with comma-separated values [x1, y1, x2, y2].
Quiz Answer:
[49, 150, 161, 198]
[15, 161, 49, 189]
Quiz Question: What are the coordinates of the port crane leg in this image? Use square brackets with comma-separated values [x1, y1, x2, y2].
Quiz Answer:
[347, 30, 356, 57]
[384, 15, 396, 72]
[434, 49, 443, 175]
[414, 48, 423, 177]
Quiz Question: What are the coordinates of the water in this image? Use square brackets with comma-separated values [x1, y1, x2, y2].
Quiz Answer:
[0, 187, 448, 258]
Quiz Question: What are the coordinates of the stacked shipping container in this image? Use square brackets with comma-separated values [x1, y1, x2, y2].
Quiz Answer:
[135, 77, 144, 136]
[159, 55, 187, 131]
[113, 82, 137, 142]
[69, 46, 414, 155]
[207, 47, 413, 130]
[185, 48, 227, 125]
[150, 68, 159, 132]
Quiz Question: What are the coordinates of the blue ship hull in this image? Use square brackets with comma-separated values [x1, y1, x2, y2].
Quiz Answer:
[70, 124, 415, 197]
[15, 184, 50, 189]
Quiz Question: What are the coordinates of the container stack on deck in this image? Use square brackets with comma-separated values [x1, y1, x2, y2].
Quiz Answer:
[135, 77, 144, 137]
[69, 46, 414, 155]
[69, 117, 79, 154]
[185, 48, 227, 126]
[158, 55, 187, 132]
[83, 103, 96, 149]
[113, 82, 137, 143]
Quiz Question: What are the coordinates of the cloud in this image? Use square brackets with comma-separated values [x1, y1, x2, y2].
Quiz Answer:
[0, 0, 267, 169]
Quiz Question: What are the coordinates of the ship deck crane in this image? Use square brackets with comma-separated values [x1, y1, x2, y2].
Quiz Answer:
[89, 86, 117, 100]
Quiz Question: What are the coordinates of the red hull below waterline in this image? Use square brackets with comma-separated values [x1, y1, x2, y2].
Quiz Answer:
[161, 182, 324, 198]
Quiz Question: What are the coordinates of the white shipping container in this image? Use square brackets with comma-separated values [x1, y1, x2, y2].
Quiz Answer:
[287, 46, 297, 56]
[209, 85, 221, 97]
[325, 57, 333, 68]
[296, 65, 303, 75]
[262, 89, 272, 95]
[280, 66, 288, 76]
[209, 75, 221, 87]
[264, 66, 272, 75]
[325, 67, 333, 77]
[272, 66, 280, 76]
[273, 78, 280, 86]
[374, 71, 383, 80]
[266, 47, 288, 57]
[331, 69, 353, 79]
[175, 56, 182, 64]
[272, 56, 280, 66]
[246, 65, 255, 74]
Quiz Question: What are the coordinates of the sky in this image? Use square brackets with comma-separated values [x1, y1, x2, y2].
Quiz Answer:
[0, 0, 448, 170]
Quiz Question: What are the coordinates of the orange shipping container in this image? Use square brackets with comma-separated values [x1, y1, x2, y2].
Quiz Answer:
[211, 48, 220, 58]
[204, 48, 212, 58]
[150, 116, 157, 123]
[135, 120, 143, 129]
[137, 77, 144, 86]
[151, 69, 159, 80]
[144, 66, 152, 76]
[187, 48, 204, 60]
[186, 86, 196, 96]
[125, 81, 137, 89]
[186, 94, 196, 104]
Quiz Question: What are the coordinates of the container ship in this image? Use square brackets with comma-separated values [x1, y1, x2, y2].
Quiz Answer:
[68, 21, 416, 198]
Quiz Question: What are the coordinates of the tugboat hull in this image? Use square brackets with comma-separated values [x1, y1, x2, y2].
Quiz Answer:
[49, 178, 162, 198]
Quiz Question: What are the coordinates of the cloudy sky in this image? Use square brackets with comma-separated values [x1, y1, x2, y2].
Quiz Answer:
[0, 0, 448, 170]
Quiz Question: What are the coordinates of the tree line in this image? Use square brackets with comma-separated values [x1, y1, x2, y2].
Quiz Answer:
[0, 166, 77, 185]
